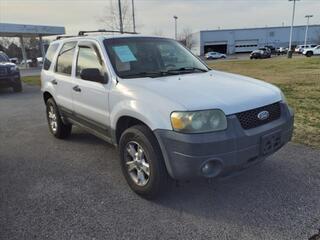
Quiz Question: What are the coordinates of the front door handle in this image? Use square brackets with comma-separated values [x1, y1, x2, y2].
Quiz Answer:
[51, 79, 58, 85]
[73, 85, 81, 92]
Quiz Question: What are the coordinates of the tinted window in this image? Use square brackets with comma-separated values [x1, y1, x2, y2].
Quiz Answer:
[76, 46, 104, 79]
[0, 53, 10, 62]
[43, 43, 59, 70]
[56, 42, 76, 75]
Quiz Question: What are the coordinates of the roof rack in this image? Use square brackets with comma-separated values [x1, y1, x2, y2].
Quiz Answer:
[56, 35, 78, 40]
[78, 29, 138, 36]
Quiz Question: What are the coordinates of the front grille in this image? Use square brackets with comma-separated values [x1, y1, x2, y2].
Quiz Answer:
[236, 102, 281, 130]
[0, 68, 7, 76]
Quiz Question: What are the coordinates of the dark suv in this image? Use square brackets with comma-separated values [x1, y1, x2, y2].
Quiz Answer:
[250, 48, 271, 59]
[0, 51, 22, 92]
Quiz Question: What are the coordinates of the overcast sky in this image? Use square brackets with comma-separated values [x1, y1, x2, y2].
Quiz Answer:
[0, 0, 319, 38]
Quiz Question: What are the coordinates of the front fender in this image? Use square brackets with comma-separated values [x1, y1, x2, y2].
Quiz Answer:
[110, 99, 172, 131]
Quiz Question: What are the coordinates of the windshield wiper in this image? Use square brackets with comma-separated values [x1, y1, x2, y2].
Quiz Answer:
[166, 67, 208, 74]
[121, 67, 208, 79]
[122, 70, 180, 78]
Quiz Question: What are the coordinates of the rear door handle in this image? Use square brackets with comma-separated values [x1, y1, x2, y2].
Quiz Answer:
[73, 85, 81, 92]
[51, 79, 58, 85]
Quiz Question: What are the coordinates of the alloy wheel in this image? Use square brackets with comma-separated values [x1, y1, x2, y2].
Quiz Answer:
[125, 141, 150, 186]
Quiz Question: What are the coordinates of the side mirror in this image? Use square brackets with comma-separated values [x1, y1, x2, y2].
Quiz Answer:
[80, 68, 108, 83]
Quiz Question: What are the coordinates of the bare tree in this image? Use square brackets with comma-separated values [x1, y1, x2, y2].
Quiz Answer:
[0, 37, 12, 48]
[99, 0, 133, 32]
[178, 28, 196, 50]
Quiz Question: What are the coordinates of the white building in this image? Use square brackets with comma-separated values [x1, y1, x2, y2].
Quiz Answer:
[191, 25, 320, 55]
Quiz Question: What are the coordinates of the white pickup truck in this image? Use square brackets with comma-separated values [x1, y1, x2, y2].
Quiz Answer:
[303, 45, 320, 57]
[41, 32, 294, 198]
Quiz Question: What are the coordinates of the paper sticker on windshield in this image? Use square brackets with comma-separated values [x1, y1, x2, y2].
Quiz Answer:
[113, 45, 137, 63]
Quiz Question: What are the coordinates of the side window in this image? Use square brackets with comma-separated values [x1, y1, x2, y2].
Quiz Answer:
[44, 43, 59, 70]
[76, 46, 104, 80]
[55, 42, 76, 75]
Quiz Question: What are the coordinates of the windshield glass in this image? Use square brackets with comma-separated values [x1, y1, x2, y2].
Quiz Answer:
[104, 37, 208, 79]
[0, 53, 10, 62]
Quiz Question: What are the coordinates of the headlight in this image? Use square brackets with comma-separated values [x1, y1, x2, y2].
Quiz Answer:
[171, 109, 227, 133]
[9, 65, 18, 72]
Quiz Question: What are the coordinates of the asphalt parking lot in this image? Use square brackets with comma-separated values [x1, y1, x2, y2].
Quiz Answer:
[1, 84, 320, 240]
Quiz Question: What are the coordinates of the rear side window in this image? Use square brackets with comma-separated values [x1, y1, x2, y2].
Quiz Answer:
[43, 43, 59, 70]
[56, 42, 77, 75]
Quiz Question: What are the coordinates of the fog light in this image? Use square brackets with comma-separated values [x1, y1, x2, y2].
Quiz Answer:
[201, 160, 223, 178]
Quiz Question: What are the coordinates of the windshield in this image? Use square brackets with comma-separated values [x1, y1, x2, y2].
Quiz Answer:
[103, 37, 208, 79]
[0, 53, 10, 62]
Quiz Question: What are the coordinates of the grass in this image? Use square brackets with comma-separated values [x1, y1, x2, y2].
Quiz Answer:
[22, 75, 41, 86]
[208, 56, 320, 149]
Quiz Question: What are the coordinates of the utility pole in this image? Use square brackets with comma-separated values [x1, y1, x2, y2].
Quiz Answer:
[304, 15, 313, 47]
[174, 16, 178, 40]
[118, 0, 123, 33]
[288, 0, 299, 58]
[132, 0, 136, 32]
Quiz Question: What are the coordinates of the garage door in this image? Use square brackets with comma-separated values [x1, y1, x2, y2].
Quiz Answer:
[235, 40, 258, 53]
[204, 41, 228, 54]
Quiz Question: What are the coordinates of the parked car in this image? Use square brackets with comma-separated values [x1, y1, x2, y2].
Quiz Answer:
[205, 51, 226, 60]
[41, 33, 294, 198]
[0, 51, 22, 92]
[302, 45, 320, 57]
[20, 59, 32, 66]
[37, 57, 43, 65]
[250, 49, 271, 59]
[275, 47, 288, 55]
[264, 45, 276, 54]
[9, 57, 18, 64]
[295, 44, 318, 54]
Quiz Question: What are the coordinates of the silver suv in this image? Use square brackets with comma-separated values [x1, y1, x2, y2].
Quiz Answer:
[41, 31, 294, 198]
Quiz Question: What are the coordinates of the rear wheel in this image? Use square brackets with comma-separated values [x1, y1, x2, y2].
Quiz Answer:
[119, 125, 169, 199]
[46, 98, 72, 139]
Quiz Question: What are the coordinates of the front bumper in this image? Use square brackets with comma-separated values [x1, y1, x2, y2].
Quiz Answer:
[154, 103, 294, 180]
[0, 73, 20, 88]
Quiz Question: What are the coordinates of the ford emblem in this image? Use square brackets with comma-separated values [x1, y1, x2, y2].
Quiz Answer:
[257, 111, 269, 120]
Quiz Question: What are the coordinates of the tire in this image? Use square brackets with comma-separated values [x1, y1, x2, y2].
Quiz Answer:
[46, 98, 72, 139]
[306, 51, 313, 57]
[119, 125, 169, 199]
[13, 78, 22, 92]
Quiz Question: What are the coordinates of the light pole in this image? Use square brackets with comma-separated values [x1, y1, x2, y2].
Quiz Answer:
[118, 0, 123, 33]
[304, 15, 313, 47]
[173, 16, 178, 40]
[131, 0, 136, 32]
[288, 0, 299, 58]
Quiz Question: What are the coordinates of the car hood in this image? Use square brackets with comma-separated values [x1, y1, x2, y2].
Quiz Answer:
[120, 70, 282, 115]
[0, 62, 15, 67]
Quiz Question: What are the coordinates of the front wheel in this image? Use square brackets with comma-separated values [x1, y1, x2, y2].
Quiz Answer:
[306, 51, 313, 57]
[13, 78, 22, 92]
[46, 98, 72, 139]
[119, 125, 169, 199]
